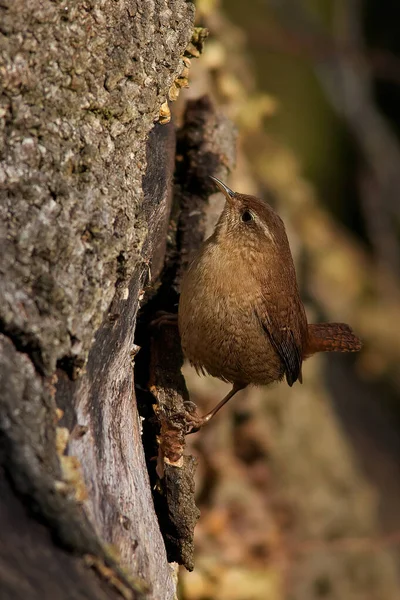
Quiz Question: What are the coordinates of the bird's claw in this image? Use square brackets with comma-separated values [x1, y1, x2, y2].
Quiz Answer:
[183, 406, 205, 435]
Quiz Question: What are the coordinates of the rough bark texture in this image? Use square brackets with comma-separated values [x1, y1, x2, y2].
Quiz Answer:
[0, 1, 196, 598]
[57, 120, 179, 599]
[0, 466, 139, 600]
[0, 0, 194, 376]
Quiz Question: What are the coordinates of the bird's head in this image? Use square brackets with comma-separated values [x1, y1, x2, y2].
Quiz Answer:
[210, 176, 287, 252]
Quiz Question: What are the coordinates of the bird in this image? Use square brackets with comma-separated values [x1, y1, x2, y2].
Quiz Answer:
[177, 176, 362, 432]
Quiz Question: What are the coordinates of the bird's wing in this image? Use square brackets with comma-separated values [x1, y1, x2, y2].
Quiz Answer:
[255, 294, 304, 386]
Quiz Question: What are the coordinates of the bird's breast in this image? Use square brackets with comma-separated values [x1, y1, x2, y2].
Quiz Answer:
[178, 244, 284, 385]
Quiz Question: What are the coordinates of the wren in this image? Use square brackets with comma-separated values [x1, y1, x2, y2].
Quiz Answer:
[177, 177, 362, 431]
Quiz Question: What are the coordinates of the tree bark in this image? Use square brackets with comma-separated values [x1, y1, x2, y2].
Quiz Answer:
[0, 1, 195, 598]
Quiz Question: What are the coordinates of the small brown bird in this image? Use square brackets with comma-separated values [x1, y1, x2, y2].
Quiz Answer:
[178, 177, 362, 431]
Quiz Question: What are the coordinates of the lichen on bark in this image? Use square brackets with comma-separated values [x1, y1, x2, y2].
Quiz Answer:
[0, 0, 195, 376]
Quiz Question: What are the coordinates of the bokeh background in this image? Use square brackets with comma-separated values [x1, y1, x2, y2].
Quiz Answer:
[176, 1, 400, 598]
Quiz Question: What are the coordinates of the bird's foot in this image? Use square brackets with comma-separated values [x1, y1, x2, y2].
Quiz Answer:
[183, 401, 206, 435]
[183, 401, 214, 435]
[184, 413, 206, 435]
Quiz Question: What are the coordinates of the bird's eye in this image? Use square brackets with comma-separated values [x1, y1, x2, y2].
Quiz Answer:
[241, 210, 253, 223]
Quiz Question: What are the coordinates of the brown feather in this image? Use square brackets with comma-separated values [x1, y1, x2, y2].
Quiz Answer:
[305, 323, 362, 357]
[250, 195, 308, 387]
[256, 306, 304, 387]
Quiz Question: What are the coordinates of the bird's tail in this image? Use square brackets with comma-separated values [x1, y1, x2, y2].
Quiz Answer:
[304, 323, 362, 357]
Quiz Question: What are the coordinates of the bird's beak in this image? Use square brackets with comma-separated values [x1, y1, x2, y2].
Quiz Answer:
[209, 176, 236, 204]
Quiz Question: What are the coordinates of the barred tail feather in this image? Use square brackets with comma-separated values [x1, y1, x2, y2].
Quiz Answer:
[305, 323, 362, 357]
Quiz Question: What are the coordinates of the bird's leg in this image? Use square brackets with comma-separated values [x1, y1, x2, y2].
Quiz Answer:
[202, 383, 246, 423]
[185, 383, 246, 434]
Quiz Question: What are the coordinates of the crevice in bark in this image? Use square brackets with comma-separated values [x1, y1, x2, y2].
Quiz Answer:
[134, 188, 196, 569]
[134, 96, 237, 571]
[0, 317, 46, 375]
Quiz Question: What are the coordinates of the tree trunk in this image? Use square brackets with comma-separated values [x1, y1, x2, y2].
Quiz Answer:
[0, 1, 196, 598]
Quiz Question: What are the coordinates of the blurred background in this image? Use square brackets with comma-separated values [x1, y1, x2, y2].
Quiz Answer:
[175, 0, 400, 598]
